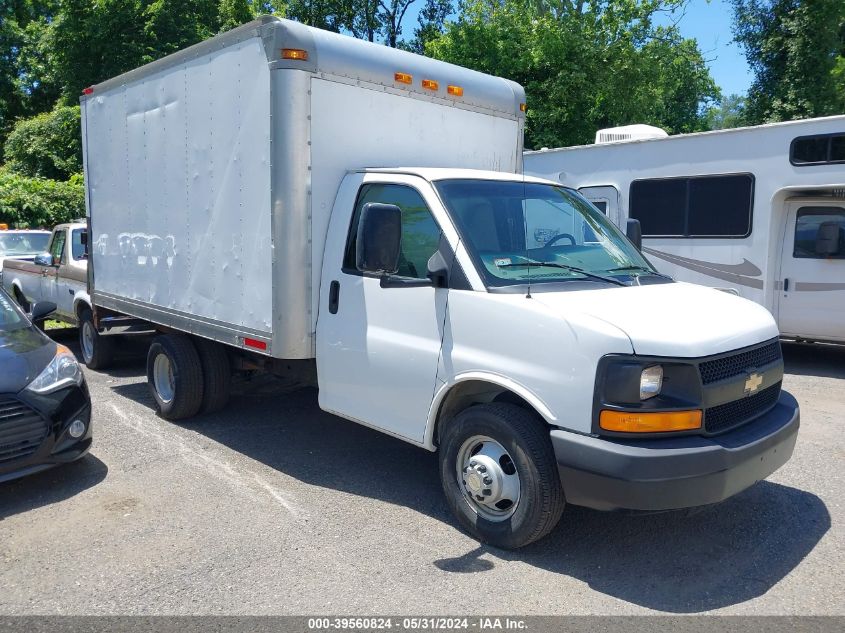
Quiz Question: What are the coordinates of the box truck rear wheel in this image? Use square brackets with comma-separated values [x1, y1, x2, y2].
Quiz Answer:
[147, 334, 204, 420]
[439, 403, 564, 549]
[79, 307, 115, 370]
[194, 338, 232, 414]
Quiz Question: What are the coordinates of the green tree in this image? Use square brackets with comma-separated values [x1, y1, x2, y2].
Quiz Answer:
[704, 93, 747, 129]
[143, 1, 219, 59]
[219, 0, 255, 32]
[427, 0, 718, 148]
[731, 0, 845, 123]
[405, 0, 452, 53]
[3, 105, 83, 180]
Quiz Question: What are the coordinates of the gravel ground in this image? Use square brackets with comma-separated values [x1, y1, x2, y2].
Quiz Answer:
[0, 333, 842, 615]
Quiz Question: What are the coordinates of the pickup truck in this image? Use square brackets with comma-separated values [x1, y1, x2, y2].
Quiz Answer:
[80, 17, 800, 549]
[1, 222, 92, 327]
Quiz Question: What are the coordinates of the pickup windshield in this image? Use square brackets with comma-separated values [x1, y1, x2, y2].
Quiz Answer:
[0, 232, 50, 256]
[434, 179, 657, 289]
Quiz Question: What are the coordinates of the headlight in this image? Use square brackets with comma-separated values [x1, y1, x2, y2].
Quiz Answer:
[639, 365, 663, 400]
[25, 344, 83, 394]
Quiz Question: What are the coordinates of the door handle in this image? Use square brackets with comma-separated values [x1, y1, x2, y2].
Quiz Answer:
[328, 280, 340, 314]
[783, 278, 789, 292]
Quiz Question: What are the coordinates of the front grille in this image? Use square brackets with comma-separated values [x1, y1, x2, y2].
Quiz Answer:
[0, 397, 49, 464]
[699, 341, 782, 385]
[704, 381, 782, 434]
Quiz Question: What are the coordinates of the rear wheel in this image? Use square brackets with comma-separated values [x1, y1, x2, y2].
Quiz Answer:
[194, 338, 232, 413]
[146, 334, 204, 420]
[439, 403, 564, 549]
[78, 307, 115, 370]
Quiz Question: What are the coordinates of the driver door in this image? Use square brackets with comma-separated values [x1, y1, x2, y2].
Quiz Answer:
[316, 175, 449, 443]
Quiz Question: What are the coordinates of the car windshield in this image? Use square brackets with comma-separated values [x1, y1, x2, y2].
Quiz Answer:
[434, 179, 656, 288]
[0, 290, 26, 332]
[0, 232, 50, 256]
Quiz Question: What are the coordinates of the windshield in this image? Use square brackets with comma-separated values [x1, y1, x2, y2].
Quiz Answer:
[0, 289, 26, 332]
[434, 179, 657, 288]
[0, 232, 50, 256]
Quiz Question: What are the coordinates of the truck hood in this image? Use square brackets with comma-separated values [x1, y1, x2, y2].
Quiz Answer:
[532, 281, 779, 357]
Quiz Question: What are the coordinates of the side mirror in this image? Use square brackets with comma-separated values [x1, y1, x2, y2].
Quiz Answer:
[30, 301, 56, 322]
[626, 218, 643, 251]
[33, 253, 53, 266]
[356, 203, 402, 275]
[815, 221, 841, 256]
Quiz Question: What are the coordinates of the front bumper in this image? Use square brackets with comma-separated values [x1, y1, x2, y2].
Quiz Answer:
[0, 384, 93, 484]
[551, 390, 800, 511]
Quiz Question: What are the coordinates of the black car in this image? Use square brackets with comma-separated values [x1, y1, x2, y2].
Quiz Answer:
[0, 287, 92, 482]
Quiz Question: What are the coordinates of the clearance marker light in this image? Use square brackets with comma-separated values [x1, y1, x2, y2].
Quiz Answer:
[447, 85, 464, 97]
[519, 103, 527, 112]
[82, 87, 94, 95]
[281, 48, 309, 61]
[421, 79, 439, 91]
[244, 337, 268, 351]
[394, 72, 413, 84]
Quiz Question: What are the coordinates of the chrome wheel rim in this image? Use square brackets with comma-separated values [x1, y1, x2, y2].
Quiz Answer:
[456, 435, 521, 522]
[81, 321, 95, 362]
[153, 354, 175, 404]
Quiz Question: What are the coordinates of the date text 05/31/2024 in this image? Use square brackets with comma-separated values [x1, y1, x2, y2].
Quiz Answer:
[307, 618, 528, 630]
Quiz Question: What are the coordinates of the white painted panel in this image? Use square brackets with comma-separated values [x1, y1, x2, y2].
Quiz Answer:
[309, 78, 521, 332]
[85, 37, 272, 335]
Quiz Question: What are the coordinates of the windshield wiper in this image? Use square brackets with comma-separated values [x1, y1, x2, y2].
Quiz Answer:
[604, 265, 672, 280]
[498, 260, 627, 286]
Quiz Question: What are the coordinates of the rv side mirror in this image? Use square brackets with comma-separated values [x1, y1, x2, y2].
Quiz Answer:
[626, 219, 643, 251]
[356, 203, 402, 275]
[33, 252, 53, 266]
[815, 221, 841, 256]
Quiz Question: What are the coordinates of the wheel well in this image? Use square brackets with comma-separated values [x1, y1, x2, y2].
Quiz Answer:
[433, 380, 538, 446]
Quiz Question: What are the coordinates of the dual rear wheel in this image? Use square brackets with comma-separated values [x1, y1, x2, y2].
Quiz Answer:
[146, 333, 232, 420]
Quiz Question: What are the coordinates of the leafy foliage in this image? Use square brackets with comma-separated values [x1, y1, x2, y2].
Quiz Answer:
[704, 93, 747, 129]
[0, 168, 85, 228]
[3, 106, 83, 180]
[731, 0, 845, 123]
[427, 0, 719, 148]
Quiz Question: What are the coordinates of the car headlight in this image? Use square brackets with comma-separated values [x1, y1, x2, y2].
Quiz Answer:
[25, 344, 83, 394]
[639, 365, 663, 400]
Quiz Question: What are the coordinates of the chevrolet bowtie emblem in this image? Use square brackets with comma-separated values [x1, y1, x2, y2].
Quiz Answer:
[744, 372, 763, 394]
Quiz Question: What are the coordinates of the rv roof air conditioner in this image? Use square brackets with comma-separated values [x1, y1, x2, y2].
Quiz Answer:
[595, 124, 668, 144]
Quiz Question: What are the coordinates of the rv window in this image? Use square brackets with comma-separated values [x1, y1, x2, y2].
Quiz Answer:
[794, 207, 845, 259]
[790, 133, 845, 165]
[630, 174, 753, 238]
[591, 201, 608, 214]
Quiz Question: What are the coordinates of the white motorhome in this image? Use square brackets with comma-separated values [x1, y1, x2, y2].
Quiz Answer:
[524, 117, 845, 344]
[80, 17, 799, 548]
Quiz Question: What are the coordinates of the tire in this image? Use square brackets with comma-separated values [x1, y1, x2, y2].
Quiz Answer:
[78, 307, 115, 370]
[194, 338, 232, 414]
[146, 334, 204, 420]
[439, 403, 564, 549]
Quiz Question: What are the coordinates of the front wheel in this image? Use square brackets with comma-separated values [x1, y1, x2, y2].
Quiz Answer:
[439, 403, 564, 549]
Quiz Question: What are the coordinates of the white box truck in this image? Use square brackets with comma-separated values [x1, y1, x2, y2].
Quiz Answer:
[524, 117, 845, 345]
[81, 17, 799, 548]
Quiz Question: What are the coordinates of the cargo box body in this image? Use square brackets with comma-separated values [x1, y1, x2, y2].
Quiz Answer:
[82, 17, 525, 358]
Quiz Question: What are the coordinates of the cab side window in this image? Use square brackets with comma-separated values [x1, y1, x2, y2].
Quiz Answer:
[71, 229, 87, 260]
[344, 184, 442, 280]
[794, 207, 845, 259]
[48, 231, 66, 265]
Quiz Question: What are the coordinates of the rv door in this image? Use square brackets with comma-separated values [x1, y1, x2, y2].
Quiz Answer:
[777, 201, 845, 343]
[578, 186, 621, 227]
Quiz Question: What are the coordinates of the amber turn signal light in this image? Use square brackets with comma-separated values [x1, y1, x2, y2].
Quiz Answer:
[599, 410, 702, 433]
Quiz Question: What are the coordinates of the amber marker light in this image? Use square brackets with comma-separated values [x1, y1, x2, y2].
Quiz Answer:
[600, 410, 702, 433]
[394, 72, 413, 84]
[519, 103, 527, 112]
[281, 49, 309, 61]
[447, 85, 464, 96]
[421, 79, 439, 91]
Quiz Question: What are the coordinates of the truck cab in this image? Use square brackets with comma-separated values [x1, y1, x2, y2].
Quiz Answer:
[315, 168, 799, 548]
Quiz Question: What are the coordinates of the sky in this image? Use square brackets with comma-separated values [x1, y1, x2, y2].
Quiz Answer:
[654, 0, 753, 97]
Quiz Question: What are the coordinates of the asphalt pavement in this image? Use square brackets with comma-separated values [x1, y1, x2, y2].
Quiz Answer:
[0, 332, 842, 615]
